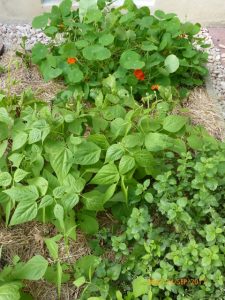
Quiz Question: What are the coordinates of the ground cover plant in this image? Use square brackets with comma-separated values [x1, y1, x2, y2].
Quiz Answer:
[0, 0, 225, 299]
[31, 0, 208, 99]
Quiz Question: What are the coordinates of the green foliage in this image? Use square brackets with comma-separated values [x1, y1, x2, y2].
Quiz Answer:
[31, 0, 208, 99]
[0, 255, 48, 299]
[0, 1, 223, 299]
[1, 74, 224, 299]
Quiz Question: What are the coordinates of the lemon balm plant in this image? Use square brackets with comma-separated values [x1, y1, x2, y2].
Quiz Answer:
[31, 0, 208, 99]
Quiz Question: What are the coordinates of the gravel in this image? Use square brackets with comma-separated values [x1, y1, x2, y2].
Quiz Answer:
[198, 28, 225, 119]
[0, 23, 49, 49]
[1, 23, 225, 119]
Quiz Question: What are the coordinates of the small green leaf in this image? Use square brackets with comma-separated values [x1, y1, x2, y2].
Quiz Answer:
[59, 0, 72, 16]
[99, 34, 114, 46]
[0, 283, 21, 300]
[163, 115, 188, 133]
[39, 195, 54, 209]
[31, 43, 48, 64]
[27, 177, 49, 196]
[132, 276, 148, 298]
[12, 132, 28, 151]
[75, 255, 100, 278]
[44, 26, 58, 36]
[141, 42, 158, 52]
[164, 54, 179, 73]
[67, 67, 84, 83]
[144, 193, 154, 203]
[78, 214, 99, 235]
[13, 255, 48, 280]
[0, 140, 7, 158]
[28, 128, 42, 144]
[91, 164, 120, 185]
[4, 185, 39, 202]
[32, 14, 49, 29]
[54, 204, 65, 230]
[145, 133, 171, 152]
[8, 153, 24, 168]
[82, 190, 105, 211]
[74, 276, 86, 288]
[73, 142, 101, 165]
[107, 264, 121, 281]
[120, 50, 145, 69]
[119, 155, 135, 175]
[14, 169, 29, 183]
[83, 45, 111, 61]
[10, 202, 38, 225]
[105, 144, 124, 163]
[122, 134, 143, 148]
[85, 8, 102, 23]
[62, 193, 79, 210]
[79, 0, 98, 21]
[0, 108, 14, 126]
[45, 237, 60, 260]
[0, 172, 12, 187]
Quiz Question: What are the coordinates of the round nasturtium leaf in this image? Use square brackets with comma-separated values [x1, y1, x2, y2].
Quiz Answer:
[141, 42, 158, 52]
[164, 54, 180, 73]
[67, 67, 84, 83]
[59, 42, 78, 57]
[82, 45, 111, 61]
[75, 40, 89, 49]
[120, 50, 145, 69]
[32, 13, 49, 29]
[99, 34, 114, 46]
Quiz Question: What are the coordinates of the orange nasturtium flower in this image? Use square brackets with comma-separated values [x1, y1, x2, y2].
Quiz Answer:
[133, 69, 145, 81]
[151, 84, 160, 91]
[67, 57, 77, 64]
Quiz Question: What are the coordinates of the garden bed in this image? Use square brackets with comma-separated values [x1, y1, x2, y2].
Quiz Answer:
[1, 1, 225, 299]
[1, 47, 225, 299]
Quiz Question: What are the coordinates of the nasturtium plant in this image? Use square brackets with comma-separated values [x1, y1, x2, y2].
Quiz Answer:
[31, 0, 208, 99]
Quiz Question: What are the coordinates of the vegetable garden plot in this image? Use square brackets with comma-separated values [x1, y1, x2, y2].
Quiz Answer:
[0, 0, 225, 299]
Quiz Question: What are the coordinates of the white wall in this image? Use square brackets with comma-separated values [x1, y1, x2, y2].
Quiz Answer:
[0, 0, 224, 25]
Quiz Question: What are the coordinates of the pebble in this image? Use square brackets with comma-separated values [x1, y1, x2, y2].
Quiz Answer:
[0, 23, 49, 50]
[198, 28, 225, 118]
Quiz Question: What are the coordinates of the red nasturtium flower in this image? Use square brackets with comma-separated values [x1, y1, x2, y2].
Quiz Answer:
[133, 69, 145, 81]
[67, 57, 77, 64]
[151, 84, 160, 91]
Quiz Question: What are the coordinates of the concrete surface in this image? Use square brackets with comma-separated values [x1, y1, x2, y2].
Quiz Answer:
[0, 0, 225, 25]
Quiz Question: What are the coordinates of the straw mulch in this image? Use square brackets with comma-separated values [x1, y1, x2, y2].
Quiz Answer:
[0, 221, 90, 300]
[0, 51, 64, 101]
[183, 87, 225, 140]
